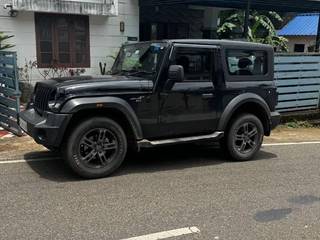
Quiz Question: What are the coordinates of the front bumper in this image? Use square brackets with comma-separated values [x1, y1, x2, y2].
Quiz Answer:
[270, 111, 281, 130]
[19, 108, 71, 149]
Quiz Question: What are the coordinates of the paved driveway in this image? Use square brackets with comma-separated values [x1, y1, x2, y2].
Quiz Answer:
[1, 143, 320, 240]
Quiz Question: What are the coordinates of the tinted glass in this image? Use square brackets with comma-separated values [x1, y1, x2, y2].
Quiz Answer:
[173, 47, 213, 81]
[35, 13, 89, 68]
[41, 53, 53, 64]
[294, 44, 305, 53]
[227, 50, 268, 76]
[74, 18, 88, 65]
[112, 43, 168, 81]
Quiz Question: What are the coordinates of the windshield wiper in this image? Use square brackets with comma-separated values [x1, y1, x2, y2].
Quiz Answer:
[112, 69, 156, 77]
[126, 70, 156, 76]
[115, 70, 156, 77]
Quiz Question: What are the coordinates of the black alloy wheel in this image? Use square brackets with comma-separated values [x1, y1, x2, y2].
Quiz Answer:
[79, 128, 119, 169]
[225, 114, 264, 161]
[63, 117, 127, 179]
[233, 122, 259, 155]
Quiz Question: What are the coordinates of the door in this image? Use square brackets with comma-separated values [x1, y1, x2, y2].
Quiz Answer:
[158, 45, 219, 138]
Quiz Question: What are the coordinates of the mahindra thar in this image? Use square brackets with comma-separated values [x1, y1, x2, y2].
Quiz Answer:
[19, 40, 280, 178]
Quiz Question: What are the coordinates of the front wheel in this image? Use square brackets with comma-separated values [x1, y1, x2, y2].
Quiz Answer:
[223, 114, 264, 161]
[63, 117, 127, 179]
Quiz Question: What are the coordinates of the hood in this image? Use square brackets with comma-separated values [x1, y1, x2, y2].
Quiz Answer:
[41, 75, 154, 96]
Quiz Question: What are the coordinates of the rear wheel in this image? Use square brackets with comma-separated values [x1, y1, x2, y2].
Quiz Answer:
[223, 114, 264, 161]
[63, 117, 127, 179]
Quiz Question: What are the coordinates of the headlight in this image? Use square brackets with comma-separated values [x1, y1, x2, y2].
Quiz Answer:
[48, 100, 57, 109]
[48, 100, 63, 112]
[47, 89, 64, 112]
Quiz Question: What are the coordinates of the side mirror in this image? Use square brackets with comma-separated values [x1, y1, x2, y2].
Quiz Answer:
[168, 65, 184, 83]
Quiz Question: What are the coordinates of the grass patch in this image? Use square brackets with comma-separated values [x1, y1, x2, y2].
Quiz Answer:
[283, 120, 315, 129]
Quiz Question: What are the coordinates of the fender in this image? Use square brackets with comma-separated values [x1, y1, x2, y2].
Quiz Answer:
[217, 93, 271, 131]
[61, 96, 143, 140]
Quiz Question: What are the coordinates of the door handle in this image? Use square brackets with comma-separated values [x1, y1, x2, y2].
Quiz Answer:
[130, 96, 145, 103]
[202, 93, 214, 99]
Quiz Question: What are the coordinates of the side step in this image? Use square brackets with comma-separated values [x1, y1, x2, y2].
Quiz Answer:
[138, 131, 224, 148]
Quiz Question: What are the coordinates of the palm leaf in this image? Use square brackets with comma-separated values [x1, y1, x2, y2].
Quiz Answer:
[217, 9, 288, 51]
[259, 16, 276, 35]
[217, 22, 237, 34]
[0, 44, 15, 50]
[0, 32, 15, 50]
[0, 32, 14, 41]
[268, 11, 283, 22]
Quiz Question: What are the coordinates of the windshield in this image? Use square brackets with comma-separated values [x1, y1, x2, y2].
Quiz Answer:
[111, 42, 168, 81]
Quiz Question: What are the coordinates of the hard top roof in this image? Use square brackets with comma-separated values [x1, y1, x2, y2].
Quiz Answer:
[128, 39, 272, 49]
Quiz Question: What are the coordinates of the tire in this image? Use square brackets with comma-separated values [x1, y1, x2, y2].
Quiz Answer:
[63, 117, 127, 179]
[223, 114, 264, 161]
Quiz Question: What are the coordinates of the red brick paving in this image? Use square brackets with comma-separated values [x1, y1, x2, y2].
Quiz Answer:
[0, 130, 8, 138]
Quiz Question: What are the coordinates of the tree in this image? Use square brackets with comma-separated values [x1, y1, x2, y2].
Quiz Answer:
[0, 32, 14, 50]
[217, 10, 288, 52]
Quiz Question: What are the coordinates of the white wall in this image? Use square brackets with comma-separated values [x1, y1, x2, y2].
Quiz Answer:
[0, 2, 37, 66]
[0, 0, 139, 82]
[90, 0, 139, 75]
[286, 36, 316, 53]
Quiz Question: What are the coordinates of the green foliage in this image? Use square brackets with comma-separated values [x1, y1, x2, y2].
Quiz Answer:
[0, 32, 14, 50]
[217, 10, 288, 52]
[285, 120, 314, 129]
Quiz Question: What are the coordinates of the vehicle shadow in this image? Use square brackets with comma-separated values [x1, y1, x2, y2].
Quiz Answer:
[25, 143, 278, 183]
[117, 144, 277, 176]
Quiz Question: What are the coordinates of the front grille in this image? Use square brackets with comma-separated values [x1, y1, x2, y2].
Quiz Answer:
[33, 83, 55, 114]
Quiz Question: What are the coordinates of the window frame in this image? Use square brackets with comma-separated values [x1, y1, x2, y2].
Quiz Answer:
[169, 44, 218, 83]
[222, 46, 274, 83]
[35, 13, 90, 68]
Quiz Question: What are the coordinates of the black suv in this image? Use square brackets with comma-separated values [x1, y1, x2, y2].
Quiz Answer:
[19, 40, 280, 178]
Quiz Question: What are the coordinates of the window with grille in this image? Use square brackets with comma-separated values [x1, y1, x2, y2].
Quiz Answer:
[35, 13, 90, 68]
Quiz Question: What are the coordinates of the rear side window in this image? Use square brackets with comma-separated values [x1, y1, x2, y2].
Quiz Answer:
[226, 50, 268, 76]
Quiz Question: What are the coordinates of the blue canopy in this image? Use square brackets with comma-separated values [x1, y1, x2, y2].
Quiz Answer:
[278, 14, 319, 36]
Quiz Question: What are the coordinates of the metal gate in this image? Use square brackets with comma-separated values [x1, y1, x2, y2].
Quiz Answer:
[275, 54, 320, 113]
[0, 51, 22, 136]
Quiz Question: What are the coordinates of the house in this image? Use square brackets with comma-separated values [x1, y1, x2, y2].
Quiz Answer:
[278, 13, 320, 53]
[0, 0, 139, 80]
[0, 0, 226, 82]
[1, 0, 320, 82]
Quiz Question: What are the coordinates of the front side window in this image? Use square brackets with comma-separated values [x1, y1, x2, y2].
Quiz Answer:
[172, 47, 213, 81]
[111, 43, 168, 81]
[35, 13, 90, 68]
[226, 50, 268, 76]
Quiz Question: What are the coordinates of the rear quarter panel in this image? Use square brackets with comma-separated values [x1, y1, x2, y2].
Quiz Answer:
[220, 44, 277, 112]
